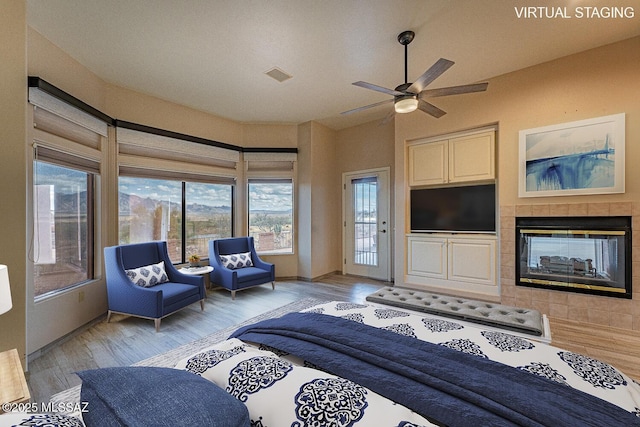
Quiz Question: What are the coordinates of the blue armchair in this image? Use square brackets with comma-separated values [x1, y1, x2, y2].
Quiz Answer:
[208, 237, 275, 299]
[104, 241, 205, 331]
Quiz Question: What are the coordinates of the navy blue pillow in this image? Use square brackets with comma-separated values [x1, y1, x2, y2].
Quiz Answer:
[78, 366, 250, 427]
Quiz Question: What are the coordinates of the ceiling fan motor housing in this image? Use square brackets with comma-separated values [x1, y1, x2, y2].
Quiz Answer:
[397, 30, 415, 46]
[343, 29, 487, 118]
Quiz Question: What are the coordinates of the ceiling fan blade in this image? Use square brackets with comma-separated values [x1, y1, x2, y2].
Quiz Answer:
[380, 110, 395, 125]
[353, 81, 404, 97]
[421, 82, 488, 98]
[341, 98, 393, 115]
[407, 58, 455, 94]
[418, 99, 446, 118]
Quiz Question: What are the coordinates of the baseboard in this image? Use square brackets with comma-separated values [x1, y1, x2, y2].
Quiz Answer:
[296, 270, 342, 282]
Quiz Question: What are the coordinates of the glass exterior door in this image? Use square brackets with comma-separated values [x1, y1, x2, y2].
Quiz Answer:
[343, 169, 390, 281]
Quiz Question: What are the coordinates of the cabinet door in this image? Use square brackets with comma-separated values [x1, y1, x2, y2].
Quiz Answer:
[448, 132, 495, 183]
[408, 140, 448, 186]
[447, 238, 496, 286]
[407, 236, 447, 279]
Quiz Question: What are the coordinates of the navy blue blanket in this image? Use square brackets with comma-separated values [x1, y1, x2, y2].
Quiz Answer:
[231, 312, 640, 427]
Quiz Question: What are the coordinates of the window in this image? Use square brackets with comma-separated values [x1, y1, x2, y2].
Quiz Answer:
[248, 180, 293, 253]
[352, 177, 378, 266]
[33, 161, 94, 298]
[185, 182, 233, 258]
[118, 177, 182, 261]
[119, 177, 233, 263]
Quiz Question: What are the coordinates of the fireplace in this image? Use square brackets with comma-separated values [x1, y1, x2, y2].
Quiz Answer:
[516, 216, 631, 299]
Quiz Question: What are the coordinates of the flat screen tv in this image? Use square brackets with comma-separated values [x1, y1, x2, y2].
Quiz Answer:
[410, 184, 496, 233]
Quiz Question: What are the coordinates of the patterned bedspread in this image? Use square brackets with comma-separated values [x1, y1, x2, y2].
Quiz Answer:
[305, 301, 640, 414]
[173, 301, 640, 426]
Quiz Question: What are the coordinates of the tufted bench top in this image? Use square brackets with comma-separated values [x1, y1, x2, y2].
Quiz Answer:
[366, 286, 544, 336]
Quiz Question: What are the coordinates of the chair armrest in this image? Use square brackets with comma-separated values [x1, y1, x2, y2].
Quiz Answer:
[252, 257, 274, 272]
[165, 262, 204, 287]
[249, 247, 275, 275]
[106, 276, 164, 317]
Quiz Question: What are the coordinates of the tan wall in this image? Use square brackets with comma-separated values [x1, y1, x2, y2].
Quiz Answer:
[296, 121, 341, 280]
[336, 120, 394, 174]
[309, 122, 340, 278]
[394, 36, 640, 331]
[296, 122, 313, 279]
[0, 0, 27, 363]
[336, 120, 396, 277]
[241, 123, 298, 148]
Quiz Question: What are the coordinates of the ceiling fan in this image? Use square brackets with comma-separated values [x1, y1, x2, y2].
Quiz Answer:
[342, 30, 488, 122]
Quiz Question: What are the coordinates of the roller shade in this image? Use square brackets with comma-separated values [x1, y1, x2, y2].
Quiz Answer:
[29, 86, 109, 137]
[117, 128, 239, 184]
[244, 151, 297, 178]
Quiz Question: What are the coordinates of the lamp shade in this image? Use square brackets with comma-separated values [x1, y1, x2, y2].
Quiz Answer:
[0, 265, 12, 315]
[394, 96, 418, 114]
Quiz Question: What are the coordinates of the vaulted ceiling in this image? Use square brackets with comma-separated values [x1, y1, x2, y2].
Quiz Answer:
[27, 0, 640, 130]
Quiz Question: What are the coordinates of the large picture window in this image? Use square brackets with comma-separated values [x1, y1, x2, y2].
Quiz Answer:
[119, 177, 233, 263]
[185, 182, 233, 258]
[33, 161, 94, 298]
[248, 180, 293, 254]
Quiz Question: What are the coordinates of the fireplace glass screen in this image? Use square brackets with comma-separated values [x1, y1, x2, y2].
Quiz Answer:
[516, 217, 631, 298]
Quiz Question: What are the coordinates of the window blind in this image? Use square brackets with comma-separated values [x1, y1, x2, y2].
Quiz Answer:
[117, 128, 238, 184]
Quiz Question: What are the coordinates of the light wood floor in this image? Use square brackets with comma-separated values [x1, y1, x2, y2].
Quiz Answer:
[26, 274, 384, 403]
[26, 274, 640, 403]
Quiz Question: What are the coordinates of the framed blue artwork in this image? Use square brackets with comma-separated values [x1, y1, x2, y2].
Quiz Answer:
[519, 113, 625, 198]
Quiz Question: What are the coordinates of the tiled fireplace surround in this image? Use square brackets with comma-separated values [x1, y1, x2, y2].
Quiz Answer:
[500, 202, 639, 331]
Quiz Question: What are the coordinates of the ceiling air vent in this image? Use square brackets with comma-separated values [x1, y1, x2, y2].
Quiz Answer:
[264, 67, 292, 83]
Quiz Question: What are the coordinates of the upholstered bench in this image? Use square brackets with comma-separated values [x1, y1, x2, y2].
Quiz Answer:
[366, 286, 546, 338]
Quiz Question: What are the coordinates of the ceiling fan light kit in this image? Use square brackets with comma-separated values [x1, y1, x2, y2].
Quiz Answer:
[343, 30, 488, 120]
[394, 96, 418, 113]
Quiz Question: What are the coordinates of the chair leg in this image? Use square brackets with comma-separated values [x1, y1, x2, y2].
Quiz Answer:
[231, 290, 236, 300]
[200, 299, 205, 311]
[271, 281, 275, 290]
[106, 310, 112, 323]
[154, 318, 161, 332]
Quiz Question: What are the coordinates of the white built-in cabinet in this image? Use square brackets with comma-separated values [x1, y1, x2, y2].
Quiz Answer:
[407, 234, 498, 296]
[408, 131, 495, 186]
[407, 235, 496, 285]
[405, 129, 498, 297]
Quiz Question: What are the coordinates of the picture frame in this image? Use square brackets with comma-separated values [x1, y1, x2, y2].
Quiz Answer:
[518, 113, 625, 198]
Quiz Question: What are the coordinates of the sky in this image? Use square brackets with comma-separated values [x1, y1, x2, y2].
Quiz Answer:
[118, 177, 292, 211]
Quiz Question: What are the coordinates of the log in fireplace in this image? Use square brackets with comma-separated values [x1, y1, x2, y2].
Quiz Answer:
[516, 216, 631, 299]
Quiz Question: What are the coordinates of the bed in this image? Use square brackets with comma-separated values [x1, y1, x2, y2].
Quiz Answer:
[8, 300, 640, 427]
[173, 301, 640, 426]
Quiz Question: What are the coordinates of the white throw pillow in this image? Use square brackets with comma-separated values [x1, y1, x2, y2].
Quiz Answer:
[220, 252, 253, 269]
[126, 261, 169, 287]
